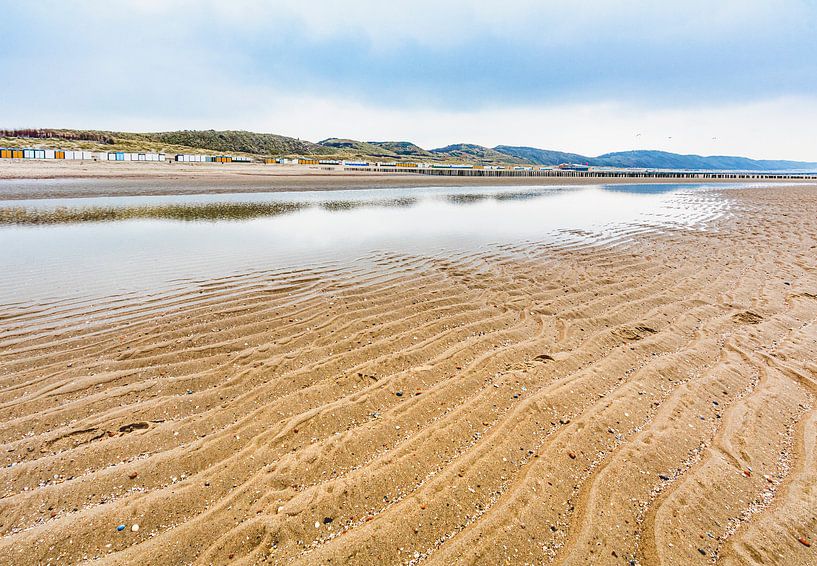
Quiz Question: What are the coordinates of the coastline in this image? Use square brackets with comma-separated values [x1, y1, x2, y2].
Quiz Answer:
[0, 160, 812, 200]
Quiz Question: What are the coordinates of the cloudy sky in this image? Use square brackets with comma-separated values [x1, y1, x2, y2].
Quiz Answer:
[1, 0, 815, 159]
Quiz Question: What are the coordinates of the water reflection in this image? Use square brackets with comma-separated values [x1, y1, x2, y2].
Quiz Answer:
[0, 183, 735, 304]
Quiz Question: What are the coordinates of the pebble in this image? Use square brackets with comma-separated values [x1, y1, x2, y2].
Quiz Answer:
[131, 524, 139, 532]
[658, 474, 671, 481]
[323, 517, 333, 524]
[314, 521, 320, 529]
[698, 548, 707, 556]
[799, 536, 812, 547]
[128, 472, 138, 480]
[186, 389, 193, 395]
[395, 391, 403, 397]
[116, 524, 125, 532]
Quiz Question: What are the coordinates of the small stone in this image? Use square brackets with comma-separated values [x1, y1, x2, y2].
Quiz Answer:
[559, 417, 570, 424]
[186, 389, 193, 395]
[323, 517, 333, 524]
[568, 452, 576, 459]
[315, 521, 320, 529]
[128, 472, 138, 480]
[658, 474, 671, 481]
[799, 536, 812, 547]
[131, 524, 139, 532]
[698, 548, 707, 555]
[395, 391, 403, 397]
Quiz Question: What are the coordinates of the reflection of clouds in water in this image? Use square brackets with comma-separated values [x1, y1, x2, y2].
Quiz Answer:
[599, 184, 706, 194]
[0, 183, 730, 304]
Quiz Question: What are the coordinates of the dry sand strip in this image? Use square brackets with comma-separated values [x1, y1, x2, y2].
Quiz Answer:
[1, 160, 812, 200]
[1, 186, 817, 565]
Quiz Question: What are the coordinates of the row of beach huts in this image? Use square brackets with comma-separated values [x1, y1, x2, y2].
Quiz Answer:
[0, 147, 254, 163]
[0, 149, 500, 168]
[0, 147, 587, 171]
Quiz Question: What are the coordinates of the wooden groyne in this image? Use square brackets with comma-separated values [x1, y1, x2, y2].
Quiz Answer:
[346, 167, 817, 180]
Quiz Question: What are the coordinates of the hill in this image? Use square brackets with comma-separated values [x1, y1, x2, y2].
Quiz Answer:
[367, 141, 435, 159]
[143, 130, 327, 155]
[589, 150, 817, 171]
[317, 138, 400, 159]
[0, 128, 325, 157]
[494, 145, 589, 166]
[431, 144, 526, 165]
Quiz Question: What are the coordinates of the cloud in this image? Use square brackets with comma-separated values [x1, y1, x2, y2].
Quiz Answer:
[0, 0, 815, 159]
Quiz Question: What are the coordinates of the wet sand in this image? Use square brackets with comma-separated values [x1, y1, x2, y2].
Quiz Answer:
[1, 185, 817, 565]
[1, 160, 809, 200]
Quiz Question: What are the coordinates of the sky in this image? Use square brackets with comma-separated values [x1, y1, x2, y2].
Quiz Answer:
[1, 0, 816, 160]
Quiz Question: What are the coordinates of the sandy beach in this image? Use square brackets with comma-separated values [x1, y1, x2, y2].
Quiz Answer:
[1, 184, 816, 565]
[1, 160, 811, 200]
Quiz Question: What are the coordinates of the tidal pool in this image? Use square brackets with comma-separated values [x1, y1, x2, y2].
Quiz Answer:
[0, 183, 734, 305]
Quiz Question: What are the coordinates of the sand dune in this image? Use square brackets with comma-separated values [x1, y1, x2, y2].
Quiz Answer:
[1, 186, 816, 565]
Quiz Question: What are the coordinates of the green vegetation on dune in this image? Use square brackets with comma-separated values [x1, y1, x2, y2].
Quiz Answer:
[144, 130, 332, 156]
[430, 143, 527, 165]
[317, 138, 400, 159]
[366, 141, 435, 159]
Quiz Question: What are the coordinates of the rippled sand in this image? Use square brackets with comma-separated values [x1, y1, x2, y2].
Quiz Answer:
[1, 186, 816, 565]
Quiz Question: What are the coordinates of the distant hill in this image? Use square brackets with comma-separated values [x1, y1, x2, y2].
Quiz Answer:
[1, 128, 815, 170]
[588, 150, 817, 171]
[492, 146, 817, 170]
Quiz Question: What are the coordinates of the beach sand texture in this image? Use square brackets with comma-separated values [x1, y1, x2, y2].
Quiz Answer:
[1, 185, 816, 564]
